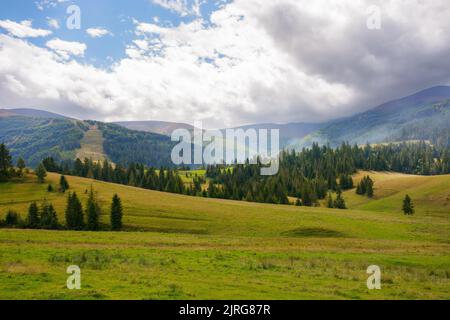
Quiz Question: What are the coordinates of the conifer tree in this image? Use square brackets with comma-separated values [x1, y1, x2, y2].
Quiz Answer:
[110, 194, 123, 231]
[326, 192, 334, 208]
[5, 210, 20, 227]
[59, 175, 69, 193]
[65, 192, 84, 230]
[366, 180, 374, 198]
[27, 202, 40, 229]
[40, 202, 59, 229]
[334, 190, 347, 209]
[0, 143, 12, 182]
[35, 162, 47, 183]
[86, 187, 100, 231]
[402, 195, 414, 215]
[16, 157, 26, 177]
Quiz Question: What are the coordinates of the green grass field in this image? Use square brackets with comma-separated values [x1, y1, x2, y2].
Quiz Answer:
[0, 172, 449, 300]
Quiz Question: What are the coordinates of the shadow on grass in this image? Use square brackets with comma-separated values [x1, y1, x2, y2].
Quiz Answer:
[281, 227, 346, 238]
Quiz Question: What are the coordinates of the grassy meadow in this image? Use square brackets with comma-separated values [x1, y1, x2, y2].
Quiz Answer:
[0, 172, 449, 299]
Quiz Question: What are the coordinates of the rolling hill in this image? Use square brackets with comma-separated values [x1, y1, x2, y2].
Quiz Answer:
[0, 108, 72, 120]
[0, 172, 448, 299]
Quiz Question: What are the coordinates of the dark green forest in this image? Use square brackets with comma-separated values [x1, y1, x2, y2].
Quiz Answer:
[95, 122, 176, 168]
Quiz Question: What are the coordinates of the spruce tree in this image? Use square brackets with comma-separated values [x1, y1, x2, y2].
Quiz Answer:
[402, 195, 414, 215]
[110, 194, 123, 231]
[5, 210, 20, 227]
[366, 181, 374, 198]
[41, 202, 59, 229]
[0, 143, 12, 182]
[65, 192, 84, 230]
[35, 162, 47, 183]
[86, 187, 100, 231]
[17, 157, 26, 177]
[334, 190, 347, 209]
[326, 192, 334, 208]
[27, 202, 40, 229]
[59, 175, 69, 193]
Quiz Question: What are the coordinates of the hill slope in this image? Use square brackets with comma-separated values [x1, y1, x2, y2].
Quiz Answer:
[292, 86, 450, 149]
[0, 108, 71, 119]
[0, 112, 176, 167]
[0, 115, 88, 166]
[0, 173, 449, 299]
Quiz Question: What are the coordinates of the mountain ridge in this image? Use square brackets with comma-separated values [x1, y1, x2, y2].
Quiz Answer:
[1, 85, 449, 167]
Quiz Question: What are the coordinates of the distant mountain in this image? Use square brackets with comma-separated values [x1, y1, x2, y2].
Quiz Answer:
[0, 108, 71, 120]
[227, 122, 324, 148]
[291, 86, 450, 149]
[2, 86, 449, 167]
[114, 121, 194, 136]
[116, 120, 323, 148]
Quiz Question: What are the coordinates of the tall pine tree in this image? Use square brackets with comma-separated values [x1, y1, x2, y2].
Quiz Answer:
[65, 192, 84, 230]
[86, 187, 100, 231]
[110, 194, 123, 231]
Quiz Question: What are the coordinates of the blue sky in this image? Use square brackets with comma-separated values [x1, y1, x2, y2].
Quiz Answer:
[0, 0, 227, 67]
[0, 1, 449, 127]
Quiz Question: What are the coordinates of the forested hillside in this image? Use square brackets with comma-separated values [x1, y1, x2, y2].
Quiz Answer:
[0, 116, 88, 167]
[0, 112, 176, 168]
[95, 122, 176, 168]
[293, 86, 450, 149]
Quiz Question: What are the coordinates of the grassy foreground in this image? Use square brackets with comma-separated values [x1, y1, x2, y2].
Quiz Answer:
[0, 172, 449, 299]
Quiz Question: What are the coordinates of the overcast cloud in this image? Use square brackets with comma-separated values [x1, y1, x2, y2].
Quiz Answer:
[1, 0, 450, 128]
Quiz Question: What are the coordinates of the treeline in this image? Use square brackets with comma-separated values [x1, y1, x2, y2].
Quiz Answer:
[43, 157, 192, 195]
[39, 141, 450, 207]
[1, 188, 124, 232]
[205, 142, 450, 205]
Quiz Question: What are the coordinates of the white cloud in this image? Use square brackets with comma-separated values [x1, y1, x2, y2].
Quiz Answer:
[46, 18, 60, 29]
[86, 28, 111, 38]
[46, 38, 87, 59]
[35, 0, 68, 11]
[152, 0, 204, 17]
[0, 20, 52, 38]
[1, 1, 450, 128]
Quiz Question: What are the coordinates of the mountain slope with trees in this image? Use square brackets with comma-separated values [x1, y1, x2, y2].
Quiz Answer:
[292, 86, 450, 149]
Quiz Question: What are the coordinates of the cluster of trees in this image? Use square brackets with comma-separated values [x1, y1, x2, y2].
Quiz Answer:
[356, 176, 374, 197]
[1, 190, 123, 231]
[43, 157, 188, 196]
[326, 191, 347, 209]
[0, 143, 27, 182]
[64, 190, 121, 231]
